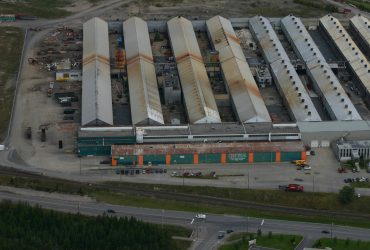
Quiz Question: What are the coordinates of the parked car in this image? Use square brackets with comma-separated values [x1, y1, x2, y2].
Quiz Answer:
[171, 171, 177, 177]
[195, 214, 206, 220]
[226, 229, 234, 234]
[321, 230, 330, 234]
[107, 209, 116, 214]
[210, 171, 217, 178]
[303, 165, 312, 170]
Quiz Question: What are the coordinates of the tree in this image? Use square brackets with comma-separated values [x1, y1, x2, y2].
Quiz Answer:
[338, 186, 355, 204]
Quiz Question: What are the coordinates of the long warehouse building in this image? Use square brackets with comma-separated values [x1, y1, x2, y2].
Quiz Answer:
[82, 17, 113, 126]
[167, 16, 221, 124]
[249, 16, 321, 122]
[349, 14, 370, 57]
[206, 15, 271, 123]
[123, 17, 164, 125]
[281, 15, 361, 121]
[320, 15, 370, 104]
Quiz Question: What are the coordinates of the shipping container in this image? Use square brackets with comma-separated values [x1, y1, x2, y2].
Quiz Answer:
[226, 152, 248, 163]
[199, 153, 221, 164]
[171, 154, 194, 164]
[253, 152, 276, 162]
[280, 151, 302, 162]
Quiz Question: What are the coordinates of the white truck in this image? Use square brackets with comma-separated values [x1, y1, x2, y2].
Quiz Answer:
[0, 145, 5, 151]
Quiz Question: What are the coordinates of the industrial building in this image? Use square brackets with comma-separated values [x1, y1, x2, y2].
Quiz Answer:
[81, 17, 113, 126]
[74, 16, 370, 165]
[281, 15, 361, 121]
[320, 15, 370, 104]
[206, 15, 271, 123]
[249, 16, 322, 122]
[332, 140, 370, 161]
[123, 17, 164, 125]
[167, 16, 221, 124]
[349, 14, 370, 57]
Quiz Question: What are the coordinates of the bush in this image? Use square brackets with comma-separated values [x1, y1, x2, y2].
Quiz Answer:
[338, 186, 355, 205]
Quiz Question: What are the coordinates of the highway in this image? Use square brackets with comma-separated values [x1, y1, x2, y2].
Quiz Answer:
[1, 186, 370, 250]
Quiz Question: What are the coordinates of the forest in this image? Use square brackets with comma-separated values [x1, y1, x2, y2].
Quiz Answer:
[0, 200, 187, 250]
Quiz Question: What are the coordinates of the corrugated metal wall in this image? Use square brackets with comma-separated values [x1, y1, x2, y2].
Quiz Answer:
[78, 146, 111, 156]
[112, 151, 303, 165]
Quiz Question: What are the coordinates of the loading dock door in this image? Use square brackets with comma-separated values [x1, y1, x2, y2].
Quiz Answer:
[320, 140, 330, 147]
[311, 140, 319, 148]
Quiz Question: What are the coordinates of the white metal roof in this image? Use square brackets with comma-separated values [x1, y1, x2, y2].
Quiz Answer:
[82, 17, 113, 126]
[320, 15, 370, 96]
[350, 15, 370, 50]
[123, 17, 154, 63]
[123, 17, 164, 125]
[206, 15, 271, 123]
[281, 15, 361, 121]
[249, 16, 321, 122]
[167, 16, 221, 124]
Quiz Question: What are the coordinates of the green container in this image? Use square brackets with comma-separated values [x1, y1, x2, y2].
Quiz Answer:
[171, 154, 193, 164]
[199, 153, 221, 164]
[117, 155, 138, 165]
[144, 154, 166, 165]
[281, 151, 301, 162]
[254, 152, 276, 162]
[78, 146, 111, 156]
[227, 153, 248, 163]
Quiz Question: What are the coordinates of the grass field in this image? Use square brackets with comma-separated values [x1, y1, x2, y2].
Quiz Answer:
[1, 175, 370, 228]
[351, 182, 370, 188]
[0, 27, 24, 141]
[347, 0, 370, 13]
[105, 181, 370, 214]
[220, 232, 302, 250]
[313, 237, 370, 250]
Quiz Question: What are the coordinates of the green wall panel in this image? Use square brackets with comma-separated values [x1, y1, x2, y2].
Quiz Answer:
[281, 151, 301, 162]
[199, 153, 221, 163]
[170, 154, 193, 164]
[78, 146, 111, 156]
[117, 155, 138, 165]
[254, 152, 276, 162]
[226, 153, 248, 163]
[143, 154, 166, 165]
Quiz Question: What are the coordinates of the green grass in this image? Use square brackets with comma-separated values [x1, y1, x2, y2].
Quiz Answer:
[2, 175, 370, 229]
[313, 237, 370, 250]
[0, 27, 24, 141]
[351, 182, 370, 188]
[105, 181, 370, 214]
[220, 233, 302, 250]
[347, 0, 370, 13]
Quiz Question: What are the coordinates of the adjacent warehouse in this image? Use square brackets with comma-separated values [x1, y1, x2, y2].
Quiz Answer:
[332, 140, 370, 161]
[167, 16, 221, 124]
[249, 16, 321, 122]
[82, 17, 113, 126]
[349, 14, 370, 57]
[320, 15, 370, 104]
[281, 15, 361, 121]
[111, 141, 306, 166]
[206, 15, 271, 123]
[123, 17, 164, 125]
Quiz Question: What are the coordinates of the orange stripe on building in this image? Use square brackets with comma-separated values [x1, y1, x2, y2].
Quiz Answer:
[138, 155, 143, 166]
[194, 154, 199, 164]
[221, 152, 226, 164]
[166, 154, 171, 165]
[276, 151, 281, 162]
[111, 158, 117, 167]
[248, 152, 254, 163]
[301, 151, 307, 161]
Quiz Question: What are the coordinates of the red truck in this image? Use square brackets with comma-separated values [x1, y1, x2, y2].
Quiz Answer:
[279, 184, 304, 192]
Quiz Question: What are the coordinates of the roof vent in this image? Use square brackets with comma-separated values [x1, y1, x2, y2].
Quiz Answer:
[295, 87, 299, 91]
[292, 81, 296, 85]
[284, 64, 287, 68]
[313, 52, 316, 56]
[305, 38, 308, 42]
[308, 111, 312, 116]
[345, 104, 348, 108]
[290, 75, 293, 79]
[355, 52, 358, 55]
[287, 70, 290, 73]
[339, 30, 342, 33]
[324, 70, 327, 73]
[310, 48, 313, 51]
[305, 105, 308, 109]
[341, 98, 344, 102]
[282, 59, 285, 63]
[321, 65, 324, 68]
[337, 92, 341, 96]
[334, 86, 337, 90]
[301, 98, 305, 103]
[278, 53, 281, 56]
[318, 60, 321, 63]
[348, 110, 352, 115]
[298, 92, 302, 96]
[299, 30, 302, 33]
[330, 81, 334, 85]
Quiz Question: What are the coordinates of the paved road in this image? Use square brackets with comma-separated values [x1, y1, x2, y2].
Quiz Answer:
[1, 187, 370, 250]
